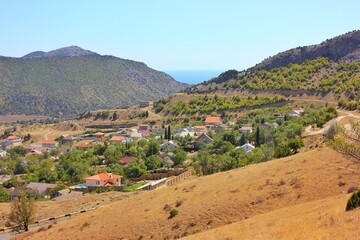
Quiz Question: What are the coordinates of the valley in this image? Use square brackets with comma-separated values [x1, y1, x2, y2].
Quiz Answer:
[0, 30, 360, 240]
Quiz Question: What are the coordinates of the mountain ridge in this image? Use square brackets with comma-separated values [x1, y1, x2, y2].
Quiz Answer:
[0, 49, 188, 117]
[22, 46, 98, 58]
[250, 30, 360, 71]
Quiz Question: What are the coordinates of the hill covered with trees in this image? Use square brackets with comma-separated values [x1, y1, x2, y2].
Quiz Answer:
[0, 47, 187, 117]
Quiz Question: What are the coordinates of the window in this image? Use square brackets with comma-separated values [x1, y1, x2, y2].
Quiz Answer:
[96, 181, 100, 185]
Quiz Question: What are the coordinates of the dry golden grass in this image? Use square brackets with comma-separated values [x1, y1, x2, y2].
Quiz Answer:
[183, 194, 360, 240]
[0, 191, 131, 227]
[9, 147, 360, 240]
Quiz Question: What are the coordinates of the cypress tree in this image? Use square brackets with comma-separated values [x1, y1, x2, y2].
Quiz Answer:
[164, 128, 168, 140]
[167, 126, 171, 141]
[255, 126, 260, 147]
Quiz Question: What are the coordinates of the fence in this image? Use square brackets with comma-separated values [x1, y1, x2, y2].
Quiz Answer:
[166, 170, 192, 187]
[0, 208, 96, 234]
[138, 169, 188, 181]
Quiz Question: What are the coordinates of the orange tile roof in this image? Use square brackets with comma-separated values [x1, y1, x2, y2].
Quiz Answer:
[120, 156, 136, 164]
[7, 136, 20, 140]
[194, 125, 206, 129]
[205, 116, 221, 124]
[110, 136, 125, 142]
[84, 173, 122, 181]
[75, 142, 92, 148]
[94, 132, 105, 136]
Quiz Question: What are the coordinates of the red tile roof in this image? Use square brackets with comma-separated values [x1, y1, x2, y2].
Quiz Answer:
[110, 136, 125, 142]
[139, 130, 151, 135]
[205, 116, 221, 124]
[7, 135, 20, 140]
[120, 156, 136, 164]
[84, 173, 121, 181]
[94, 132, 105, 137]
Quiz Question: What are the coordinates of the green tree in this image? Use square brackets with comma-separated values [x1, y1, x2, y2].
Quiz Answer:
[145, 155, 160, 170]
[124, 161, 147, 178]
[255, 126, 261, 147]
[167, 126, 171, 141]
[172, 148, 187, 166]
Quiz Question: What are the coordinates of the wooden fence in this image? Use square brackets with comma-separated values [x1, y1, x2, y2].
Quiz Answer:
[0, 208, 96, 234]
[166, 170, 192, 186]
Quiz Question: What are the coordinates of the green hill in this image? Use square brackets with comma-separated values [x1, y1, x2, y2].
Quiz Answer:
[0, 47, 187, 117]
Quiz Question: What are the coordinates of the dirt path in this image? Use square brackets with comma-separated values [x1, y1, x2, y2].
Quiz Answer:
[305, 110, 360, 136]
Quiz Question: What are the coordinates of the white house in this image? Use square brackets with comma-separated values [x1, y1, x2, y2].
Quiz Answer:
[84, 173, 122, 188]
[175, 127, 195, 138]
[236, 143, 255, 153]
[160, 140, 178, 151]
[240, 126, 253, 134]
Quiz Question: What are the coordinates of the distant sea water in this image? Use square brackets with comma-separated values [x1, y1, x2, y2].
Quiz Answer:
[165, 70, 224, 85]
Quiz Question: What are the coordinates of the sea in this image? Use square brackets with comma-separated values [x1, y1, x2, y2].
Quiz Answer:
[165, 70, 224, 85]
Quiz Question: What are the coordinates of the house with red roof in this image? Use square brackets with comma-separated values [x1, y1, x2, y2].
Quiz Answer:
[93, 132, 105, 139]
[41, 140, 58, 149]
[119, 156, 136, 166]
[205, 116, 222, 129]
[84, 173, 122, 188]
[110, 135, 125, 143]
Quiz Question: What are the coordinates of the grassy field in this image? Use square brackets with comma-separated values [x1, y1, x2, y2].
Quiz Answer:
[9, 147, 360, 240]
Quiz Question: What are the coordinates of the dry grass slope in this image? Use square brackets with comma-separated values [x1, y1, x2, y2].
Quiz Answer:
[10, 147, 360, 240]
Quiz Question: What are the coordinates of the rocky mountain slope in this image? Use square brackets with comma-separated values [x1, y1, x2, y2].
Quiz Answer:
[250, 30, 360, 71]
[0, 47, 187, 117]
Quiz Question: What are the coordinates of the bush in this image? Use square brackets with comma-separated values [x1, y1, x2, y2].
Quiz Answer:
[169, 208, 178, 219]
[346, 190, 360, 211]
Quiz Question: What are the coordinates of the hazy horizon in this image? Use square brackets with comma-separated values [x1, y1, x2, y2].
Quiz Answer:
[165, 70, 224, 85]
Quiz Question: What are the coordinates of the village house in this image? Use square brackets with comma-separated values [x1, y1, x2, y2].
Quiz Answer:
[26, 182, 58, 198]
[130, 132, 143, 141]
[1, 136, 22, 150]
[110, 135, 126, 143]
[6, 136, 22, 145]
[160, 140, 178, 151]
[205, 116, 222, 128]
[139, 129, 151, 136]
[84, 173, 122, 189]
[237, 143, 255, 153]
[288, 108, 304, 117]
[41, 140, 58, 149]
[119, 156, 136, 166]
[74, 142, 92, 149]
[93, 132, 106, 139]
[194, 125, 207, 135]
[195, 133, 214, 148]
[175, 127, 195, 138]
[139, 124, 149, 131]
[240, 126, 253, 134]
[61, 135, 79, 142]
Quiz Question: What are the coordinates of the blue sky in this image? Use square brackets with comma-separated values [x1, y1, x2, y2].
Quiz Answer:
[0, 0, 359, 71]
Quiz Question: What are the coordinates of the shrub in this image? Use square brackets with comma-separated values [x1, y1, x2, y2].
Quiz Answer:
[169, 208, 178, 219]
[346, 190, 360, 211]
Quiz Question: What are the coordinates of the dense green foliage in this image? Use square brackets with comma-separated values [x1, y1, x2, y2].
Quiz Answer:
[192, 106, 335, 175]
[346, 190, 360, 211]
[227, 58, 360, 99]
[164, 95, 286, 116]
[0, 55, 186, 117]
